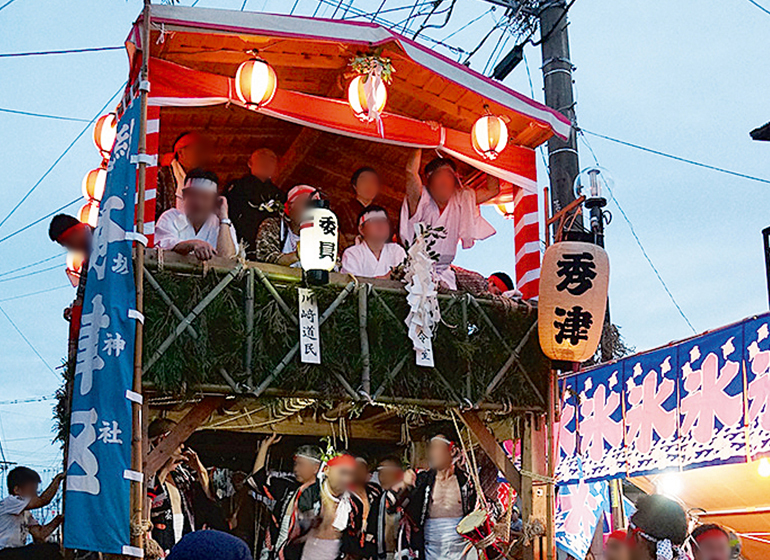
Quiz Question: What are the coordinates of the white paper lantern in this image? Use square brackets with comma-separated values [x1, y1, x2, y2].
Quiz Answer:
[471, 113, 508, 160]
[495, 202, 515, 219]
[78, 201, 100, 228]
[299, 200, 338, 284]
[93, 113, 117, 156]
[348, 75, 387, 122]
[538, 241, 609, 363]
[82, 167, 107, 201]
[235, 58, 278, 108]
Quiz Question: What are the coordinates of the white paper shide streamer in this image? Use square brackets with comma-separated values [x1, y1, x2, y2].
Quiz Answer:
[404, 223, 441, 367]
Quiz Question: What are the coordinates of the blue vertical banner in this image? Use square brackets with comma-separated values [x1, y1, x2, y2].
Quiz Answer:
[554, 473, 609, 560]
[624, 347, 679, 477]
[578, 363, 625, 482]
[678, 325, 745, 470]
[64, 99, 140, 555]
[554, 375, 581, 485]
[745, 315, 770, 460]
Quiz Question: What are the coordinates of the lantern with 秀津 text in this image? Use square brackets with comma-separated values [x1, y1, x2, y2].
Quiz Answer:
[82, 167, 107, 202]
[93, 113, 117, 157]
[471, 112, 508, 160]
[348, 75, 387, 122]
[538, 241, 609, 363]
[235, 58, 278, 108]
[78, 201, 100, 228]
[299, 200, 338, 285]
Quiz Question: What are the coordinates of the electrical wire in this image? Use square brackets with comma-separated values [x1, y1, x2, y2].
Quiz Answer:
[0, 252, 66, 278]
[0, 285, 71, 303]
[441, 6, 493, 43]
[0, 82, 123, 233]
[0, 197, 81, 246]
[241, 0, 249, 10]
[746, 0, 770, 16]
[0, 107, 91, 123]
[580, 129, 770, 185]
[0, 0, 20, 12]
[0, 46, 123, 58]
[0, 264, 64, 284]
[0, 304, 58, 378]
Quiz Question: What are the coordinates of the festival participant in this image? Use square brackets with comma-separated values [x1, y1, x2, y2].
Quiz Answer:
[627, 495, 688, 560]
[398, 433, 478, 560]
[690, 524, 731, 560]
[279, 453, 366, 560]
[338, 167, 383, 249]
[605, 530, 629, 560]
[0, 467, 64, 560]
[487, 272, 522, 299]
[367, 456, 404, 560]
[225, 148, 286, 259]
[341, 206, 406, 279]
[400, 150, 499, 290]
[146, 418, 216, 555]
[155, 169, 237, 261]
[510, 505, 523, 535]
[245, 434, 322, 560]
[157, 131, 212, 216]
[255, 185, 318, 267]
[167, 530, 253, 560]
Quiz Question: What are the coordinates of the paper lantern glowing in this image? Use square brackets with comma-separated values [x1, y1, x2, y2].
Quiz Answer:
[299, 200, 338, 285]
[471, 114, 508, 160]
[538, 241, 609, 363]
[78, 201, 100, 228]
[93, 113, 117, 156]
[66, 252, 85, 275]
[82, 167, 107, 202]
[759, 458, 770, 478]
[348, 75, 387, 122]
[495, 202, 515, 219]
[235, 58, 278, 108]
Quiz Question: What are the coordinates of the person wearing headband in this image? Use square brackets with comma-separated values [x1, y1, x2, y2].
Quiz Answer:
[155, 169, 237, 261]
[397, 432, 477, 560]
[690, 524, 731, 560]
[400, 149, 498, 291]
[605, 529, 630, 560]
[628, 494, 688, 560]
[255, 184, 319, 267]
[340, 205, 406, 279]
[225, 148, 286, 260]
[338, 167, 383, 249]
[156, 131, 212, 217]
[246, 434, 322, 559]
[367, 456, 405, 560]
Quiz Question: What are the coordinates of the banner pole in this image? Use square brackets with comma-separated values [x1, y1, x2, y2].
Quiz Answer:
[130, 0, 151, 555]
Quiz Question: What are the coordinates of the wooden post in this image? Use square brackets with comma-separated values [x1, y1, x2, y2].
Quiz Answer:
[458, 410, 521, 492]
[130, 0, 152, 554]
[545, 370, 557, 560]
[521, 414, 534, 560]
[462, 295, 471, 400]
[358, 285, 370, 395]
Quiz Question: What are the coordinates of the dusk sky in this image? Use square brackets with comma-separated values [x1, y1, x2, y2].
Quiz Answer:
[0, 0, 768, 480]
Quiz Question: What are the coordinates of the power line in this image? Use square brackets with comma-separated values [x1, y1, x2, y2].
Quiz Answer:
[0, 46, 123, 58]
[0, 304, 58, 379]
[0, 107, 91, 123]
[0, 264, 64, 284]
[0, 83, 124, 233]
[746, 0, 770, 16]
[0, 285, 71, 303]
[0, 253, 66, 278]
[580, 129, 770, 185]
[0, 197, 81, 245]
[0, 0, 20, 12]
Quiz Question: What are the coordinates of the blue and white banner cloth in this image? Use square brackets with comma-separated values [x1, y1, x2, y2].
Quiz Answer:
[555, 469, 609, 560]
[64, 99, 140, 555]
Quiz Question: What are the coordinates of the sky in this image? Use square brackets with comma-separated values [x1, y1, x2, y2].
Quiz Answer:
[0, 0, 769, 477]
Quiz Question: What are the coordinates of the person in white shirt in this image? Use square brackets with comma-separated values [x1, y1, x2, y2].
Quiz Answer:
[0, 467, 64, 559]
[400, 150, 499, 290]
[341, 205, 406, 279]
[154, 169, 238, 261]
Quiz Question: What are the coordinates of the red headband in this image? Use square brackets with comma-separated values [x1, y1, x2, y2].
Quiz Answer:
[57, 222, 88, 244]
[489, 275, 510, 293]
[327, 454, 356, 468]
[694, 528, 728, 544]
[607, 530, 627, 542]
[173, 133, 200, 154]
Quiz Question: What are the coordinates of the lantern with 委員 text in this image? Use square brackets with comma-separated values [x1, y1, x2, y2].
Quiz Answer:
[93, 113, 117, 157]
[78, 201, 100, 228]
[82, 167, 107, 202]
[471, 111, 508, 161]
[235, 58, 278, 109]
[299, 199, 338, 285]
[538, 241, 609, 363]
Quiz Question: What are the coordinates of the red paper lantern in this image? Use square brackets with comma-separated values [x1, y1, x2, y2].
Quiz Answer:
[93, 113, 117, 156]
[78, 201, 99, 228]
[82, 167, 107, 202]
[235, 58, 278, 108]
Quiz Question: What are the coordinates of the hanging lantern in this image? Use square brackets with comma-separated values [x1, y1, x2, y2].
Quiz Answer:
[348, 75, 387, 122]
[65, 252, 85, 286]
[93, 113, 117, 156]
[78, 201, 100, 228]
[471, 111, 508, 160]
[495, 202, 515, 219]
[81, 167, 107, 202]
[235, 58, 278, 109]
[538, 241, 609, 363]
[299, 199, 338, 285]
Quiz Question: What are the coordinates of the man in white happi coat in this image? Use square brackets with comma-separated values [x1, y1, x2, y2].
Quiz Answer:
[400, 150, 499, 290]
[341, 205, 406, 279]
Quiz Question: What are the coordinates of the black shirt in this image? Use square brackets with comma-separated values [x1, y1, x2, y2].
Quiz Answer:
[226, 175, 286, 258]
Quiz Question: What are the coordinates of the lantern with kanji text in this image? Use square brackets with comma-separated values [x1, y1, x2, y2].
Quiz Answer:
[235, 57, 278, 109]
[538, 241, 609, 363]
[299, 199, 338, 285]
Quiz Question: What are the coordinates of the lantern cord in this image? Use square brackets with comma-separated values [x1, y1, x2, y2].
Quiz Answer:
[0, 83, 125, 233]
[0, 107, 91, 123]
[0, 46, 124, 58]
[0, 285, 71, 303]
[0, 304, 58, 379]
[0, 198, 80, 246]
[0, 252, 65, 278]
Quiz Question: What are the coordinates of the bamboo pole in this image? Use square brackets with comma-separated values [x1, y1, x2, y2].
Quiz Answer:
[130, 0, 151, 554]
[245, 269, 255, 386]
[546, 368, 556, 560]
[358, 285, 370, 395]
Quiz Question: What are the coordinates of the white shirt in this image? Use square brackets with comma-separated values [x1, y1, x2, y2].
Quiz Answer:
[170, 160, 186, 211]
[155, 208, 237, 251]
[0, 496, 38, 550]
[400, 187, 495, 290]
[341, 241, 406, 278]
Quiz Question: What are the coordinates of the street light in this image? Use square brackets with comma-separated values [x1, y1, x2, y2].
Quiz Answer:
[574, 166, 613, 246]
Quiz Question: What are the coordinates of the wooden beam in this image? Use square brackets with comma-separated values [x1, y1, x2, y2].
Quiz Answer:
[521, 415, 534, 560]
[459, 409, 522, 492]
[274, 127, 324, 187]
[205, 417, 401, 441]
[144, 396, 226, 477]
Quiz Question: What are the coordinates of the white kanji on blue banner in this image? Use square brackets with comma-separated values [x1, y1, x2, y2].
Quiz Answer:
[555, 468, 609, 560]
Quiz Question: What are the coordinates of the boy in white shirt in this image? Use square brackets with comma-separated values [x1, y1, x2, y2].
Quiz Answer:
[341, 205, 406, 279]
[0, 467, 64, 559]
